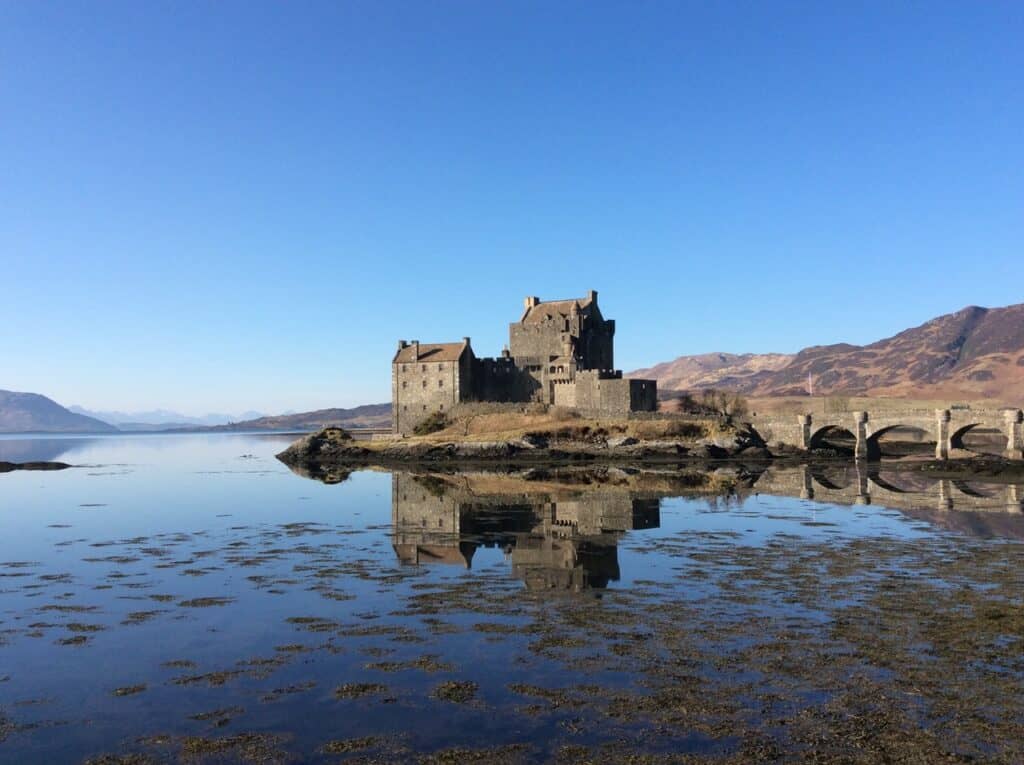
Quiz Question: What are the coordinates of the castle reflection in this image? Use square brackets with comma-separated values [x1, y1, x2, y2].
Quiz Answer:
[391, 472, 660, 591]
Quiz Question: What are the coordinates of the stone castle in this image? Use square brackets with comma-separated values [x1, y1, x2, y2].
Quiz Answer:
[392, 290, 657, 434]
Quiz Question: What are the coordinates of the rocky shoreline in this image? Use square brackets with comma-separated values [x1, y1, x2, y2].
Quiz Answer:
[275, 427, 1024, 480]
[274, 425, 774, 469]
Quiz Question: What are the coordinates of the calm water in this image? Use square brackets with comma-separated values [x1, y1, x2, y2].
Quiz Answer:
[1, 434, 1022, 763]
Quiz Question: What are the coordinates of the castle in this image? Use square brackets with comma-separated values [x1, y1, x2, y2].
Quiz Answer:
[392, 290, 657, 434]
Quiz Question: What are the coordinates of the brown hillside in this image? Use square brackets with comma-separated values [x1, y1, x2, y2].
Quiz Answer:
[632, 303, 1024, 403]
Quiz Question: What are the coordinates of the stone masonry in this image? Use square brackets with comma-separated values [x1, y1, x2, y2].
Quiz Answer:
[392, 291, 658, 434]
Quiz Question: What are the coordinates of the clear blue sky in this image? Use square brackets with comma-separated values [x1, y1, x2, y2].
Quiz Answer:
[2, 2, 1021, 414]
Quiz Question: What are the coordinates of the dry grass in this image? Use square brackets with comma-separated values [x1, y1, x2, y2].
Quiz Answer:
[367, 405, 723, 448]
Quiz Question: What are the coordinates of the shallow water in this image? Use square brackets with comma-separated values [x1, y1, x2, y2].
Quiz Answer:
[1, 434, 1022, 763]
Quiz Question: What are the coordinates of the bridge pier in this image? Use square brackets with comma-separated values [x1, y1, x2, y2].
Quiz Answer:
[854, 462, 870, 503]
[799, 465, 814, 499]
[1005, 410, 1023, 459]
[797, 414, 812, 450]
[853, 411, 868, 461]
[1008, 484, 1023, 514]
[938, 479, 954, 511]
[936, 409, 951, 460]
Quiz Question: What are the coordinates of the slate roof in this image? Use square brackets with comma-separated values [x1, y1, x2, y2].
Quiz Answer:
[521, 296, 594, 324]
[393, 342, 468, 364]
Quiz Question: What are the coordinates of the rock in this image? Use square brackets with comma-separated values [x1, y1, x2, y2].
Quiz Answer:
[521, 433, 549, 449]
[0, 461, 72, 473]
[607, 436, 639, 448]
[276, 428, 364, 466]
[698, 444, 730, 459]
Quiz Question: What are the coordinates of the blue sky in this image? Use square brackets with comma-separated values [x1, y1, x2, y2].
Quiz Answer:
[2, 2, 1021, 414]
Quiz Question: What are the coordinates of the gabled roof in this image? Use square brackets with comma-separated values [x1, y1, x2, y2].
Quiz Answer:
[393, 341, 470, 364]
[521, 295, 594, 324]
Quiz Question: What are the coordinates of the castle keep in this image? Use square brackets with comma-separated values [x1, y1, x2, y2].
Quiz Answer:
[392, 290, 657, 434]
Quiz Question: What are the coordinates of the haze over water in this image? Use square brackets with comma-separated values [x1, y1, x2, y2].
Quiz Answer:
[1, 434, 1022, 763]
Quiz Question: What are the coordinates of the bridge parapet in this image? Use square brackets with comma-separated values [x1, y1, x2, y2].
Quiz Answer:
[749, 407, 1024, 461]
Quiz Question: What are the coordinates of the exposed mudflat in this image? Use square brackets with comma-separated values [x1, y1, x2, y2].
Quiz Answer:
[0, 433, 1022, 763]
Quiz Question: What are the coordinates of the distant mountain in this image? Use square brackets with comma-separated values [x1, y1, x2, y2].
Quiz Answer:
[191, 404, 391, 432]
[631, 352, 794, 392]
[2, 391, 390, 434]
[68, 406, 267, 427]
[632, 303, 1024, 402]
[0, 390, 119, 433]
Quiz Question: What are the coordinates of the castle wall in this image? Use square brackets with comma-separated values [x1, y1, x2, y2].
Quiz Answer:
[552, 380, 576, 408]
[579, 319, 614, 371]
[474, 357, 538, 402]
[629, 378, 658, 412]
[393, 356, 467, 435]
[572, 371, 657, 415]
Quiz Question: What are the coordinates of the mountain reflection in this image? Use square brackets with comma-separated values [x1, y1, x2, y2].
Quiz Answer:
[0, 436, 100, 463]
[391, 471, 661, 591]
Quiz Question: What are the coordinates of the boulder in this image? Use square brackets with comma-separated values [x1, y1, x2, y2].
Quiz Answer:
[607, 436, 639, 448]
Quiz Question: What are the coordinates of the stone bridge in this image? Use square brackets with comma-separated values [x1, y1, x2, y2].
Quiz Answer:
[750, 464, 1024, 516]
[750, 408, 1024, 460]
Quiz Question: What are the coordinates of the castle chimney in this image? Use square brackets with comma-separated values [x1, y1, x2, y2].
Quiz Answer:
[587, 289, 597, 303]
[398, 339, 407, 351]
[524, 296, 540, 311]
[502, 344, 510, 359]
[412, 340, 419, 361]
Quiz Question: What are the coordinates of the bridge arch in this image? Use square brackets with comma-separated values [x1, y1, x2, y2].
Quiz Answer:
[949, 423, 1008, 456]
[808, 425, 856, 453]
[950, 423, 983, 450]
[865, 425, 905, 461]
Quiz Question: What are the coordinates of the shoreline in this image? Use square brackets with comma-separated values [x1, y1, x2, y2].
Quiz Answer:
[275, 428, 1024, 481]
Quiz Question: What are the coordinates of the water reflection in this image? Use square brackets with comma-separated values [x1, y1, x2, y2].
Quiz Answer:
[392, 472, 661, 591]
[0, 435, 102, 463]
[380, 463, 1024, 560]
[748, 464, 1024, 537]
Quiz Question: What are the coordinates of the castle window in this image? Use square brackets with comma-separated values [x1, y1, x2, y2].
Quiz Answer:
[438, 364, 443, 371]
[423, 405, 427, 410]
[438, 379, 443, 388]
[402, 381, 408, 389]
[402, 405, 407, 411]
[422, 380, 427, 388]
[422, 365, 427, 372]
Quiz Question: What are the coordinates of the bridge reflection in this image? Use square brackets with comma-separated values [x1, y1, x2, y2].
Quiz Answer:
[749, 464, 1024, 514]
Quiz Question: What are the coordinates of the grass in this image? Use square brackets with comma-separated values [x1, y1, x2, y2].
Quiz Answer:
[371, 406, 725, 448]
